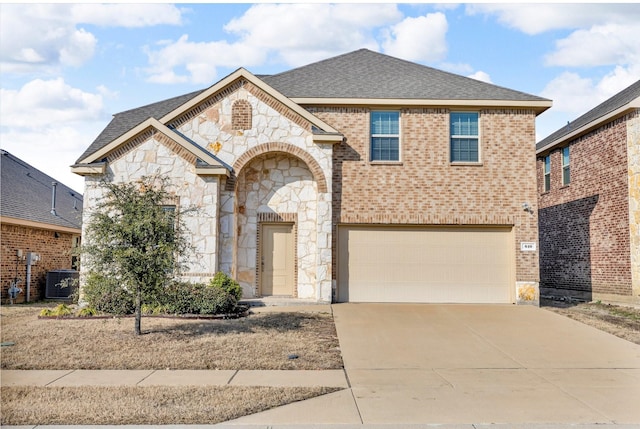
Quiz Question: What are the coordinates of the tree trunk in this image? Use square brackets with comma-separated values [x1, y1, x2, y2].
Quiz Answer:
[134, 287, 142, 336]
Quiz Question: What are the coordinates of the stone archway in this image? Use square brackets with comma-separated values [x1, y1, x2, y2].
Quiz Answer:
[233, 142, 328, 193]
[233, 151, 319, 299]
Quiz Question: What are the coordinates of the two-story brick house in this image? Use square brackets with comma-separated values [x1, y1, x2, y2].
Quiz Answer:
[536, 80, 640, 304]
[73, 49, 551, 304]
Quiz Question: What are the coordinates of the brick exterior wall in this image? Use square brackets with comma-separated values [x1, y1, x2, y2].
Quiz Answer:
[1, 222, 78, 303]
[308, 106, 540, 287]
[537, 113, 634, 298]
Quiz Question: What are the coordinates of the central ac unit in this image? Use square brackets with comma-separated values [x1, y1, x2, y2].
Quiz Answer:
[46, 270, 79, 299]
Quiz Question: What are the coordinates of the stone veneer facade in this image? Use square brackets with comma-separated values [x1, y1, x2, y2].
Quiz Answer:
[82, 80, 334, 301]
[537, 110, 639, 302]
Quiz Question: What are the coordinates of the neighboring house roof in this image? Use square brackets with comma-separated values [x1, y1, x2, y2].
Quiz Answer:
[261, 49, 550, 106]
[1, 150, 83, 231]
[537, 79, 640, 153]
[76, 49, 551, 165]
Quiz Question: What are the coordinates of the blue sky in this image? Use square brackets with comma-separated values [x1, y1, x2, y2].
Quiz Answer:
[1, 3, 639, 193]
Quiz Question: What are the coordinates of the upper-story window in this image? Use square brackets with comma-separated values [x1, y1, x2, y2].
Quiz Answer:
[370, 111, 400, 161]
[450, 112, 479, 163]
[562, 146, 570, 185]
[543, 155, 551, 192]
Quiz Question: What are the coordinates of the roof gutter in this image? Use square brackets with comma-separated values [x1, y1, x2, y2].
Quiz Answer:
[292, 97, 553, 115]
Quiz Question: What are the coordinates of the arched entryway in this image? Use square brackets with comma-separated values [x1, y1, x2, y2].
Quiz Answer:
[234, 152, 319, 298]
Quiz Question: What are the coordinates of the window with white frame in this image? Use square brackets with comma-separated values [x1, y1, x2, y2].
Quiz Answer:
[543, 155, 551, 192]
[370, 111, 400, 161]
[450, 112, 479, 163]
[562, 146, 570, 185]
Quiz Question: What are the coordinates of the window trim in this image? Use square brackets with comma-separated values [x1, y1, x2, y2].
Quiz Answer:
[449, 111, 481, 164]
[543, 155, 551, 192]
[562, 146, 570, 186]
[369, 110, 401, 163]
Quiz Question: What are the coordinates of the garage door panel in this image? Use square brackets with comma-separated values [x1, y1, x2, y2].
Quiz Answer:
[338, 226, 514, 303]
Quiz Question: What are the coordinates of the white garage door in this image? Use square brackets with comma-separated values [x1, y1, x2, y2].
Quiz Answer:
[337, 226, 514, 303]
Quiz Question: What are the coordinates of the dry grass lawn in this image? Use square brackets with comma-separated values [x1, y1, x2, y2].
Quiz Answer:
[1, 303, 343, 370]
[541, 298, 640, 345]
[1, 385, 340, 425]
[0, 303, 343, 425]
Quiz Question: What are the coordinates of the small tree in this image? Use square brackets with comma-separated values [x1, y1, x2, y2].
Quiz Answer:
[82, 175, 192, 335]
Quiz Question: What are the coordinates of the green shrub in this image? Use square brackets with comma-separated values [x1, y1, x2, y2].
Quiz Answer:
[82, 272, 135, 315]
[39, 304, 73, 317]
[53, 304, 73, 317]
[39, 308, 54, 317]
[209, 272, 243, 302]
[77, 306, 98, 317]
[161, 278, 239, 315]
[81, 271, 241, 316]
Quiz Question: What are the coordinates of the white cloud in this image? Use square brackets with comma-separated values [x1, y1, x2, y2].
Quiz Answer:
[382, 12, 448, 63]
[1, 126, 93, 194]
[0, 4, 185, 74]
[0, 78, 106, 128]
[224, 3, 400, 67]
[545, 23, 640, 67]
[467, 71, 492, 84]
[143, 35, 266, 85]
[70, 4, 184, 28]
[466, 4, 640, 35]
[0, 77, 111, 193]
[541, 67, 640, 117]
[143, 3, 403, 84]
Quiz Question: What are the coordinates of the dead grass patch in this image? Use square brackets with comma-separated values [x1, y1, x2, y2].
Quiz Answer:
[1, 385, 340, 425]
[1, 304, 343, 370]
[541, 298, 640, 345]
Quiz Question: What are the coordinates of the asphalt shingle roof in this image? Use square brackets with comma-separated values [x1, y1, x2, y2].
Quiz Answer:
[260, 49, 549, 102]
[1, 150, 83, 230]
[76, 89, 205, 163]
[537, 79, 640, 151]
[77, 49, 550, 163]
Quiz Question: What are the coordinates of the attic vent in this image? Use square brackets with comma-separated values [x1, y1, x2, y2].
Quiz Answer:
[232, 100, 252, 130]
[46, 270, 79, 299]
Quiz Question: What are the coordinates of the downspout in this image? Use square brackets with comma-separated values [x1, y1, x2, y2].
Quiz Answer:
[25, 252, 33, 303]
[51, 181, 58, 216]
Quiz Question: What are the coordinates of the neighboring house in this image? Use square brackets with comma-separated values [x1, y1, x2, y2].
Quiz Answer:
[73, 49, 551, 304]
[536, 80, 640, 304]
[1, 150, 83, 303]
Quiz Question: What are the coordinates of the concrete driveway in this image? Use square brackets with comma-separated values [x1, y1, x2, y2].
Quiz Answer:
[227, 303, 640, 426]
[333, 303, 640, 425]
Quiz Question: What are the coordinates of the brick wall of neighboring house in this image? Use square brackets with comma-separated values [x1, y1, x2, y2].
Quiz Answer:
[537, 113, 633, 299]
[309, 106, 540, 283]
[1, 223, 77, 303]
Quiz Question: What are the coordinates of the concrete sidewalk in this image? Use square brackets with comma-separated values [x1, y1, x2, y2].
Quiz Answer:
[0, 369, 348, 388]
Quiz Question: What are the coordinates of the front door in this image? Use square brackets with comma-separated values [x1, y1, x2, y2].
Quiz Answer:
[261, 223, 294, 296]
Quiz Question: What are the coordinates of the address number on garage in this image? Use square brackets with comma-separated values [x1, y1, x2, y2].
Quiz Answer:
[520, 242, 536, 251]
